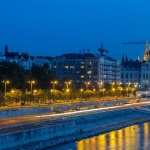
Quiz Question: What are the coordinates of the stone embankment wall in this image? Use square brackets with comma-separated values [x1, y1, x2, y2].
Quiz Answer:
[0, 108, 150, 150]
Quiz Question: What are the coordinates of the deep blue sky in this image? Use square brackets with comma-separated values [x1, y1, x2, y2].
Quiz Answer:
[0, 0, 150, 59]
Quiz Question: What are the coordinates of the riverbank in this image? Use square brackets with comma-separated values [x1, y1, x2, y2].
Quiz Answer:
[0, 97, 140, 119]
[0, 103, 150, 150]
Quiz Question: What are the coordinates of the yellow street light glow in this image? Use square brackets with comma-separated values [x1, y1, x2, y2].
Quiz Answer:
[51, 80, 58, 84]
[80, 88, 84, 92]
[112, 82, 115, 85]
[54, 80, 58, 84]
[33, 89, 38, 94]
[112, 88, 115, 92]
[119, 82, 122, 85]
[27, 80, 36, 84]
[50, 89, 54, 93]
[93, 88, 96, 92]
[102, 88, 106, 92]
[66, 88, 70, 93]
[2, 80, 10, 84]
[65, 81, 72, 86]
[134, 83, 138, 88]
[10, 89, 15, 94]
[98, 81, 103, 87]
[31, 80, 36, 84]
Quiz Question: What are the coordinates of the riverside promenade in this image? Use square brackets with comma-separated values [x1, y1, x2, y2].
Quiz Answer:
[0, 102, 150, 150]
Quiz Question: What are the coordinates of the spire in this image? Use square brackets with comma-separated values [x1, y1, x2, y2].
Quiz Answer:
[98, 43, 108, 56]
[144, 40, 150, 61]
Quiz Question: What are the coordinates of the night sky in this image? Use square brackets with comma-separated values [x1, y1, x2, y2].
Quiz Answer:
[0, 0, 150, 59]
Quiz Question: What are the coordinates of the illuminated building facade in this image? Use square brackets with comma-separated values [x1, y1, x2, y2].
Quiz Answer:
[120, 56, 141, 84]
[98, 45, 120, 84]
[52, 53, 98, 85]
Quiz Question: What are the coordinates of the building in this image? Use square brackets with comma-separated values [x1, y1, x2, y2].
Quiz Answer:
[120, 56, 141, 84]
[52, 53, 98, 86]
[141, 41, 150, 88]
[98, 46, 120, 84]
[2, 45, 53, 70]
[120, 41, 150, 89]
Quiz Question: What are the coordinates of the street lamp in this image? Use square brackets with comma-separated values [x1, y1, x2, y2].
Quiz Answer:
[2, 80, 10, 96]
[65, 80, 72, 89]
[10, 89, 15, 94]
[27, 80, 36, 94]
[80, 88, 84, 93]
[66, 88, 70, 93]
[98, 81, 103, 89]
[51, 80, 58, 90]
[85, 81, 91, 90]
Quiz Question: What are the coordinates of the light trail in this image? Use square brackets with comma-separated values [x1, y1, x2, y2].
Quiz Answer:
[0, 101, 150, 130]
[35, 101, 150, 119]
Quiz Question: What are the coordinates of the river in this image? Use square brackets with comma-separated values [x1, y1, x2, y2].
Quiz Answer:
[51, 122, 150, 150]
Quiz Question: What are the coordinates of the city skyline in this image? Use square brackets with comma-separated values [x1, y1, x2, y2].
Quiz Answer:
[0, 0, 150, 58]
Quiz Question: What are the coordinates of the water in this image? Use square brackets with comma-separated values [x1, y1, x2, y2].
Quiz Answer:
[52, 122, 150, 150]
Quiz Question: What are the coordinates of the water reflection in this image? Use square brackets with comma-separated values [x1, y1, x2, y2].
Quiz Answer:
[77, 122, 150, 150]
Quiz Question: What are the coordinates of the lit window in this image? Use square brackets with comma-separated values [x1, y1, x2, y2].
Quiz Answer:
[65, 66, 69, 69]
[81, 75, 84, 78]
[87, 70, 92, 74]
[81, 65, 85, 69]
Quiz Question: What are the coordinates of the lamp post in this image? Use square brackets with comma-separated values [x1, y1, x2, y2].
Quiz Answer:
[27, 80, 36, 94]
[65, 80, 72, 89]
[85, 81, 91, 90]
[2, 80, 10, 97]
[51, 80, 58, 90]
[64, 81, 72, 100]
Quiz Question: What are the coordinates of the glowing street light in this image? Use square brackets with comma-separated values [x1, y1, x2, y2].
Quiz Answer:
[51, 80, 58, 90]
[65, 80, 72, 89]
[98, 81, 103, 89]
[85, 81, 91, 90]
[80, 88, 84, 92]
[112, 82, 115, 86]
[66, 88, 70, 93]
[10, 89, 15, 94]
[134, 83, 138, 88]
[2, 80, 10, 96]
[112, 88, 115, 92]
[119, 87, 123, 91]
[33, 89, 38, 94]
[27, 80, 36, 94]
[93, 88, 96, 92]
[128, 82, 131, 86]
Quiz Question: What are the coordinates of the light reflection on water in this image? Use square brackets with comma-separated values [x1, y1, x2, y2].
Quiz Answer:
[77, 122, 150, 150]
[51, 122, 150, 150]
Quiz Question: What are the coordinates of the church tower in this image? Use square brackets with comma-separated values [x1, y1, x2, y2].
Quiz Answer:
[144, 41, 150, 61]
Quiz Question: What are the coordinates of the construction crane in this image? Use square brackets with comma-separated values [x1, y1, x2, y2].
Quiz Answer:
[120, 41, 148, 61]
[121, 41, 146, 45]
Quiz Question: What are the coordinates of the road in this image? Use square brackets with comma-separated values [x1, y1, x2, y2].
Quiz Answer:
[0, 101, 150, 130]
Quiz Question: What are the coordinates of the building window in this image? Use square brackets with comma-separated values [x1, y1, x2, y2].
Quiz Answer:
[80, 65, 85, 69]
[81, 75, 84, 78]
[65, 66, 69, 69]
[87, 70, 92, 74]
